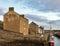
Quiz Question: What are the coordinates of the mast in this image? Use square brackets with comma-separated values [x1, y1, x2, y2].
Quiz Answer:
[50, 24, 52, 36]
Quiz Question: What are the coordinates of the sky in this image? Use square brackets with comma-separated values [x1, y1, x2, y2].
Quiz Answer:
[0, 0, 60, 30]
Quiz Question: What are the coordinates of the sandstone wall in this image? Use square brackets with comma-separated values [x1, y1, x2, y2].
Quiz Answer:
[0, 29, 23, 42]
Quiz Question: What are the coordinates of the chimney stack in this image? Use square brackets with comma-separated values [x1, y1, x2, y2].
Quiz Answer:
[9, 7, 14, 11]
[22, 14, 24, 17]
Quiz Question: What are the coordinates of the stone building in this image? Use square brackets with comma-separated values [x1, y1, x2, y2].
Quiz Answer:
[38, 26, 44, 34]
[4, 7, 28, 35]
[29, 22, 39, 34]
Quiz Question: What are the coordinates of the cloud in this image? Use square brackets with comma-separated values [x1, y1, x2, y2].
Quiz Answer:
[25, 14, 48, 22]
[25, 14, 52, 30]
[57, 14, 60, 17]
[15, 0, 60, 12]
[49, 20, 60, 25]
[20, 8, 60, 20]
[25, 14, 60, 30]
[48, 20, 60, 30]
[1, 0, 60, 12]
[0, 7, 4, 15]
[0, 7, 4, 21]
[0, 15, 3, 21]
[11, 3, 60, 21]
[6, 0, 60, 20]
[0, 0, 60, 30]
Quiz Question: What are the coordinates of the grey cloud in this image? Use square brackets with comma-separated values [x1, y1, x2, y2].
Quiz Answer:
[48, 20, 60, 30]
[57, 14, 60, 17]
[0, 8, 4, 15]
[16, 0, 60, 12]
[49, 20, 60, 26]
[24, 14, 50, 29]
[25, 14, 48, 22]
[24, 14, 60, 30]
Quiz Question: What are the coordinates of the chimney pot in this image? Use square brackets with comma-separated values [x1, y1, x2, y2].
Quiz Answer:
[9, 7, 14, 11]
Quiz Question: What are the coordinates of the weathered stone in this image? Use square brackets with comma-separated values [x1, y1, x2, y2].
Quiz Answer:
[4, 7, 28, 35]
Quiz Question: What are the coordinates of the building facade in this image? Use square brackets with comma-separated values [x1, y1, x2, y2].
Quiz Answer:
[38, 26, 44, 34]
[4, 7, 28, 35]
[29, 22, 39, 34]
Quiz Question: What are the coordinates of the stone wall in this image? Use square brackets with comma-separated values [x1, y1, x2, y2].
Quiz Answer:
[20, 16, 28, 35]
[0, 29, 48, 46]
[0, 40, 44, 46]
[4, 7, 29, 35]
[0, 29, 23, 42]
[29, 22, 39, 34]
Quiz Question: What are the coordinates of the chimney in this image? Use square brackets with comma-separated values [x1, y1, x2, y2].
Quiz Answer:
[9, 7, 14, 11]
[21, 14, 24, 17]
[22, 14, 24, 17]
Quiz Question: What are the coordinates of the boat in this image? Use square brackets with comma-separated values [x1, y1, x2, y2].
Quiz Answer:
[48, 34, 54, 46]
[48, 25, 54, 46]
